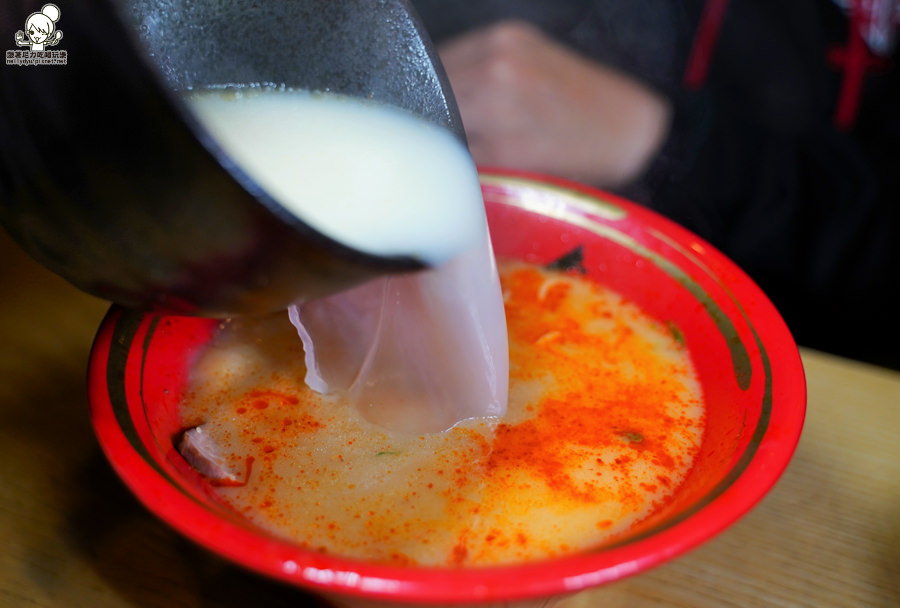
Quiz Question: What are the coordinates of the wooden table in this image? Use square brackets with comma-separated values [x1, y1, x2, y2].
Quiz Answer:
[2, 227, 899, 608]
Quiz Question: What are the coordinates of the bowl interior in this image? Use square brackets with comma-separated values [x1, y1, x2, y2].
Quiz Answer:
[88, 170, 806, 605]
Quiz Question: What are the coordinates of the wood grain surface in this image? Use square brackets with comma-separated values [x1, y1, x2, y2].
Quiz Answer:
[1, 228, 898, 608]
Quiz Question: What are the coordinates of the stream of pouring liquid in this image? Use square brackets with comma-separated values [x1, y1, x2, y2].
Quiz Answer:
[184, 88, 509, 433]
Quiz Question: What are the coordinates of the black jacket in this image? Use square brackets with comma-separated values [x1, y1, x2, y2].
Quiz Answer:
[414, 0, 900, 369]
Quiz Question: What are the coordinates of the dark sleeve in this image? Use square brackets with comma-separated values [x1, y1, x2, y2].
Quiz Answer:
[629, 0, 900, 367]
[413, 0, 900, 367]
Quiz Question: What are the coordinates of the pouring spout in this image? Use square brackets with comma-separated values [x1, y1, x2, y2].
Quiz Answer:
[0, 0, 464, 316]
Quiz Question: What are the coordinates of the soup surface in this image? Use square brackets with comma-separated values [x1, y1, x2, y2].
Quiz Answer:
[179, 261, 705, 566]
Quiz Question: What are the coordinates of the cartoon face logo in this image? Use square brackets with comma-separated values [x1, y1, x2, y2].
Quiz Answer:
[15, 4, 63, 51]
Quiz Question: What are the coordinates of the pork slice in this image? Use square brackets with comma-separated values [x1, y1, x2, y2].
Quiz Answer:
[178, 426, 249, 486]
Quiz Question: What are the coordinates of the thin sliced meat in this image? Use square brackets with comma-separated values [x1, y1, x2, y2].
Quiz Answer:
[178, 426, 248, 486]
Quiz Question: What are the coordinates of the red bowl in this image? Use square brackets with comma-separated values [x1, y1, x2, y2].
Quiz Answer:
[88, 169, 806, 606]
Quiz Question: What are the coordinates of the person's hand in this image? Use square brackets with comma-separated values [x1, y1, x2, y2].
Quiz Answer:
[438, 21, 672, 188]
